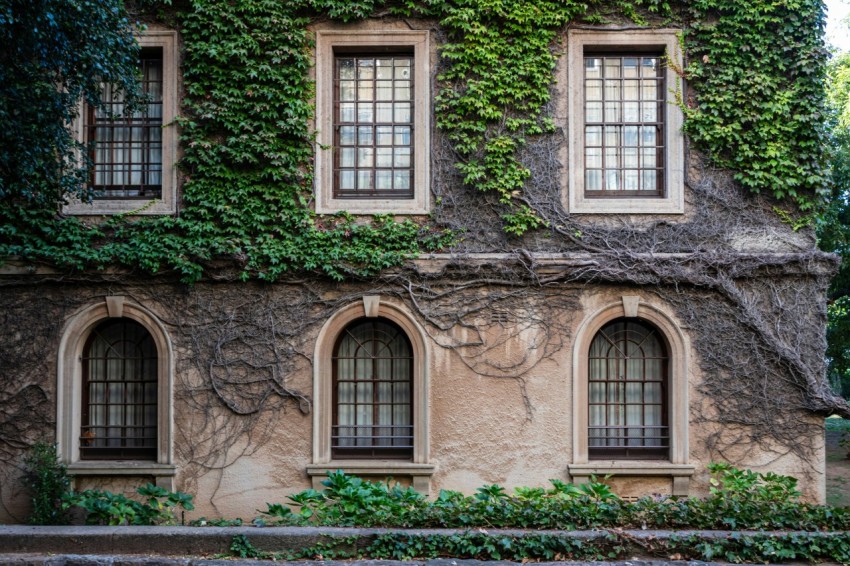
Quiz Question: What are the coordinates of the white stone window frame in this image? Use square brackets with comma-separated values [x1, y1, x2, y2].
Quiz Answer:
[568, 297, 693, 495]
[56, 296, 176, 489]
[314, 30, 431, 215]
[64, 28, 179, 216]
[307, 297, 435, 494]
[566, 29, 684, 214]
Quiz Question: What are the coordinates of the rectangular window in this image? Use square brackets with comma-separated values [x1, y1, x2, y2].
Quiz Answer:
[583, 54, 664, 198]
[334, 55, 414, 199]
[65, 29, 178, 216]
[86, 48, 164, 199]
[566, 30, 684, 214]
[315, 30, 430, 215]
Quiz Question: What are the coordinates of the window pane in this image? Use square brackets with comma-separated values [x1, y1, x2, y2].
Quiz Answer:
[584, 54, 665, 197]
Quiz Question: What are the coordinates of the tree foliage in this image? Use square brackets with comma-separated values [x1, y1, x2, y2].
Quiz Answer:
[0, 0, 142, 206]
[821, 50, 850, 397]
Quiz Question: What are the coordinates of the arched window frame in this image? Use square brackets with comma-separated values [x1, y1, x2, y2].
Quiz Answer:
[331, 318, 414, 460]
[57, 297, 175, 488]
[569, 297, 693, 495]
[309, 297, 434, 492]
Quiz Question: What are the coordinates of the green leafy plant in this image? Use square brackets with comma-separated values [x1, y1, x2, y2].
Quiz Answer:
[63, 483, 194, 525]
[21, 441, 72, 525]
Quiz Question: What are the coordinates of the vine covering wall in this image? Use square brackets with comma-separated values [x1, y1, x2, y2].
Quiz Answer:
[0, 0, 846, 517]
[0, 0, 834, 279]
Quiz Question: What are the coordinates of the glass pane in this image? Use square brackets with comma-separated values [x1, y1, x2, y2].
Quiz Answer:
[376, 126, 393, 146]
[604, 58, 621, 78]
[624, 169, 639, 191]
[395, 80, 411, 101]
[339, 126, 355, 145]
[585, 125, 602, 146]
[605, 147, 619, 169]
[339, 80, 355, 101]
[357, 170, 372, 190]
[586, 80, 603, 101]
[357, 147, 373, 167]
[641, 126, 657, 146]
[605, 125, 620, 146]
[340, 147, 355, 168]
[605, 169, 620, 191]
[357, 82, 374, 101]
[624, 101, 640, 122]
[585, 57, 602, 79]
[358, 126, 373, 145]
[339, 170, 355, 190]
[394, 61, 411, 79]
[376, 103, 393, 123]
[394, 170, 411, 190]
[376, 81, 393, 101]
[623, 79, 639, 100]
[604, 102, 620, 122]
[585, 169, 602, 191]
[376, 59, 393, 79]
[357, 59, 374, 80]
[338, 58, 355, 79]
[641, 57, 659, 77]
[586, 102, 602, 122]
[641, 79, 658, 100]
[623, 57, 639, 77]
[604, 81, 620, 101]
[586, 147, 602, 168]
[641, 102, 657, 122]
[623, 147, 638, 168]
[376, 147, 393, 167]
[394, 126, 411, 145]
[394, 147, 411, 168]
[375, 169, 392, 189]
[394, 103, 411, 123]
[641, 169, 657, 191]
[357, 103, 373, 123]
[641, 147, 656, 167]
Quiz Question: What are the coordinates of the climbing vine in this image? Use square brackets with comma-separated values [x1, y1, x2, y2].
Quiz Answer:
[0, 0, 834, 277]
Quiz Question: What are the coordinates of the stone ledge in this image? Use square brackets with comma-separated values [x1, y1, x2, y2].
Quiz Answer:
[0, 526, 845, 557]
[306, 463, 436, 494]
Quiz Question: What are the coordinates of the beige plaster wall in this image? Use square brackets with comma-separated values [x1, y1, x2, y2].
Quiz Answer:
[0, 282, 826, 523]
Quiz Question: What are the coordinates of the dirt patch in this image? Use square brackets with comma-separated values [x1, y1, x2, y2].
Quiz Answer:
[826, 425, 850, 507]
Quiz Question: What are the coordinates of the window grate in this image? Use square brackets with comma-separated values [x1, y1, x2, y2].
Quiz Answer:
[583, 55, 665, 198]
[333, 55, 414, 199]
[86, 49, 164, 199]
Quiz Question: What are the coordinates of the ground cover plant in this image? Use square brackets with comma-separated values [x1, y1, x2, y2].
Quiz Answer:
[218, 466, 850, 563]
[253, 465, 850, 531]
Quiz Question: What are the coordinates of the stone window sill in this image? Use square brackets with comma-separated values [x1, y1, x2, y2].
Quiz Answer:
[306, 462, 436, 494]
[67, 462, 177, 490]
[568, 462, 694, 496]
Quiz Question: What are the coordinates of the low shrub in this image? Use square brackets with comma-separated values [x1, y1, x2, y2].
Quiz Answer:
[22, 441, 71, 525]
[258, 464, 850, 532]
[63, 483, 194, 526]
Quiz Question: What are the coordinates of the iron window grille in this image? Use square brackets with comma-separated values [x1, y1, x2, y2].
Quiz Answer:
[588, 319, 669, 459]
[85, 47, 164, 199]
[583, 53, 665, 198]
[80, 319, 158, 460]
[333, 54, 415, 199]
[332, 319, 414, 459]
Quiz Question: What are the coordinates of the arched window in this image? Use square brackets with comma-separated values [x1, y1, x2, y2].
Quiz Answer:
[81, 319, 158, 460]
[332, 319, 413, 459]
[588, 319, 668, 459]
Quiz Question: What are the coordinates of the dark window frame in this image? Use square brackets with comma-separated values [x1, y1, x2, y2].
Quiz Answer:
[85, 46, 164, 200]
[588, 318, 670, 460]
[80, 319, 158, 461]
[332, 51, 415, 200]
[331, 318, 414, 460]
[582, 49, 666, 199]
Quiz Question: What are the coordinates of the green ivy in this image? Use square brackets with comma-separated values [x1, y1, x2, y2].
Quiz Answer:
[683, 0, 830, 211]
[0, 0, 833, 280]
